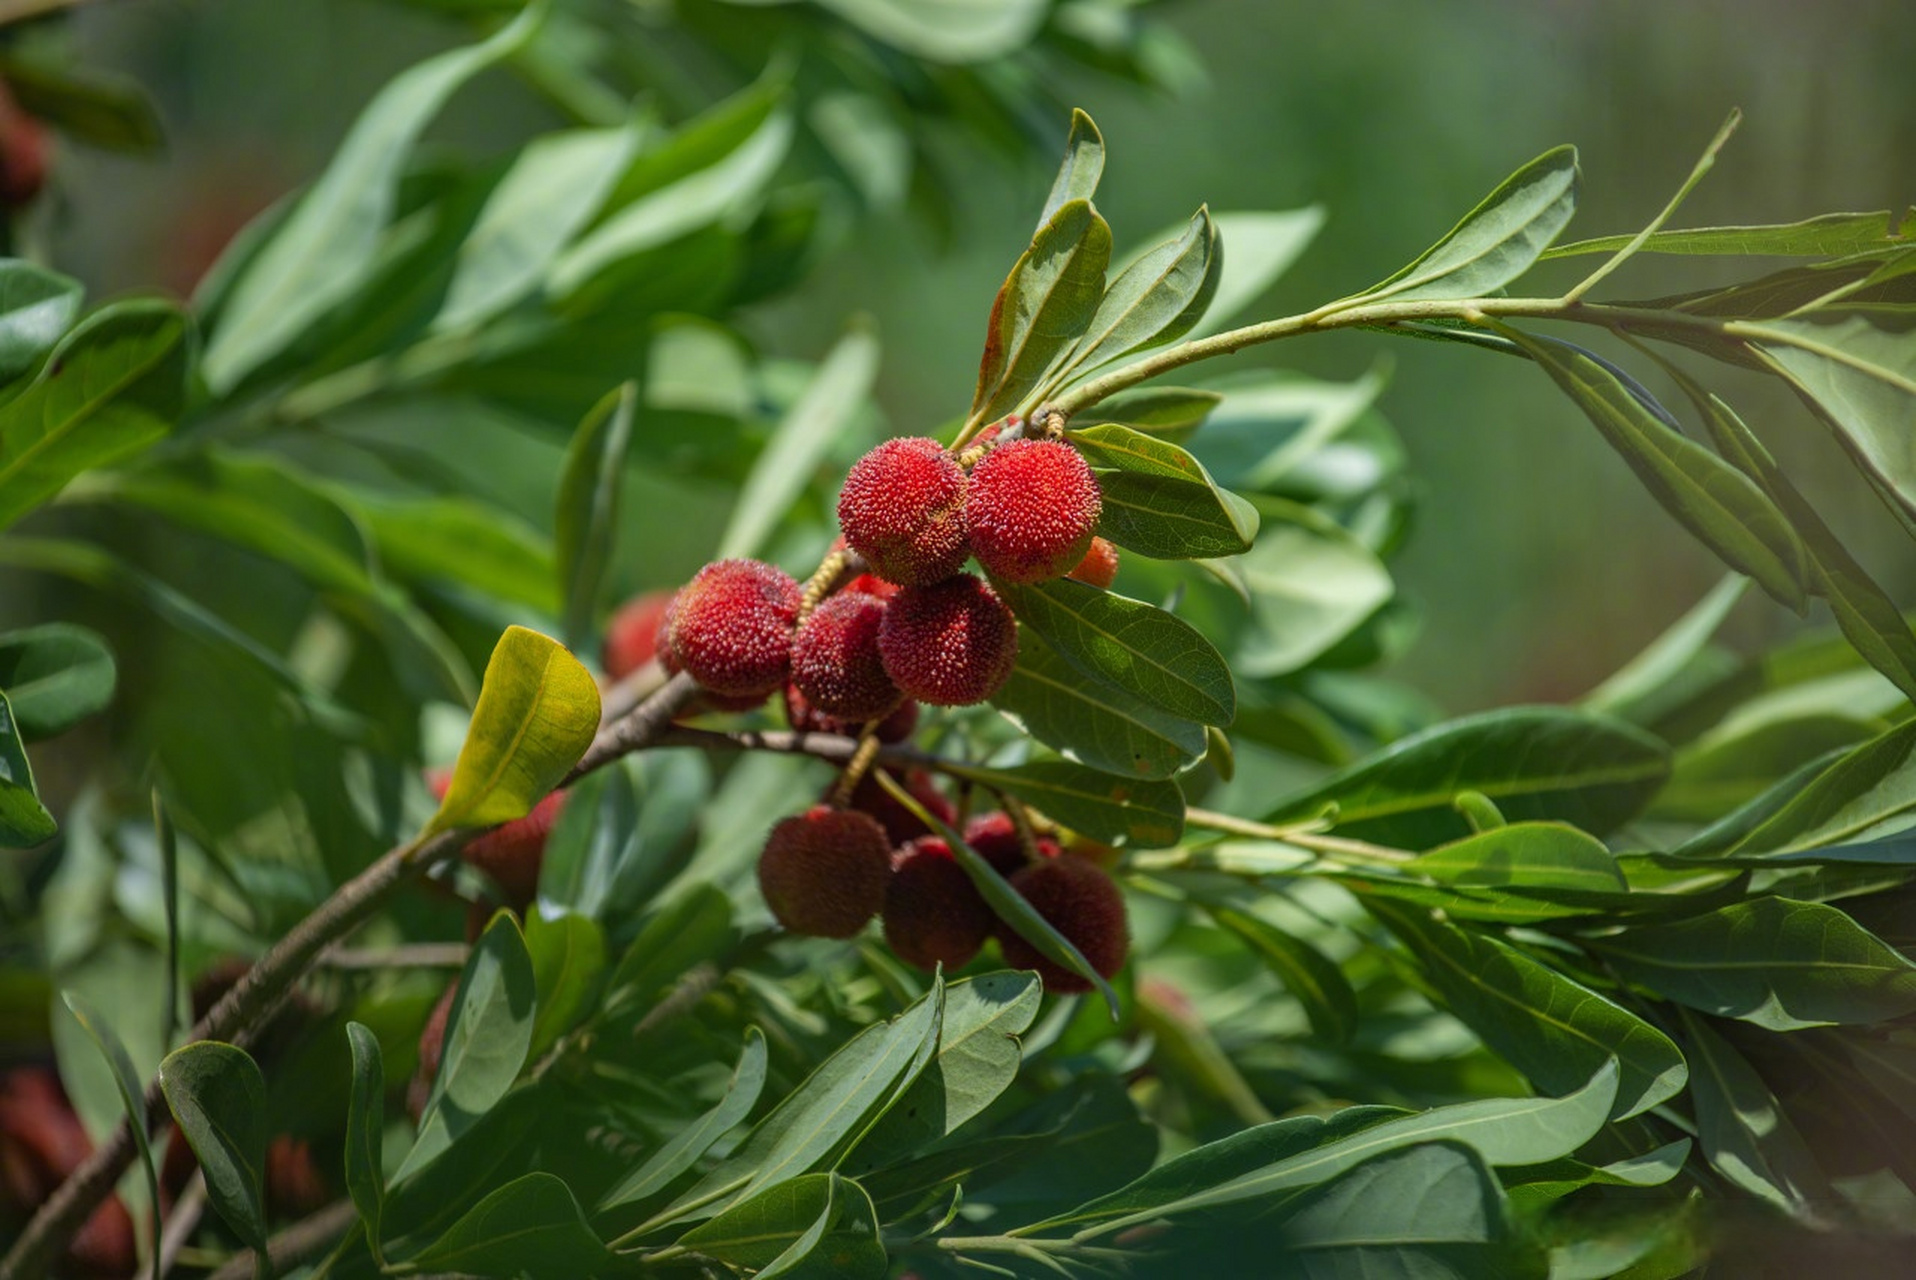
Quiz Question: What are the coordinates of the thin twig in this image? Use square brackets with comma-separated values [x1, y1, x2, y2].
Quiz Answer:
[204, 1199, 359, 1280]
[156, 1172, 205, 1279]
[316, 942, 470, 970]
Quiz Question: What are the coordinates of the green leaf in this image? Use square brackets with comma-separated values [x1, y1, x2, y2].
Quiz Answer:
[0, 300, 189, 531]
[602, 883, 735, 1020]
[355, 492, 559, 615]
[1070, 421, 1258, 558]
[1345, 145, 1578, 305]
[1065, 1059, 1619, 1239]
[1499, 327, 1809, 610]
[0, 691, 54, 848]
[972, 198, 1113, 425]
[1184, 208, 1326, 339]
[201, 6, 542, 392]
[599, 1028, 767, 1209]
[1261, 1141, 1513, 1277]
[677, 1172, 885, 1278]
[410, 1171, 611, 1277]
[1678, 1009, 1830, 1214]
[657, 980, 943, 1225]
[849, 972, 1043, 1172]
[1407, 823, 1627, 894]
[1056, 206, 1219, 381]
[1544, 208, 1915, 259]
[1503, 1138, 1692, 1212]
[1036, 108, 1104, 232]
[1226, 499, 1394, 678]
[991, 626, 1207, 780]
[60, 991, 162, 1270]
[433, 122, 643, 332]
[945, 758, 1184, 848]
[1582, 574, 1748, 719]
[1079, 385, 1222, 442]
[525, 909, 605, 1059]
[344, 1022, 387, 1264]
[428, 626, 600, 833]
[555, 381, 636, 652]
[717, 320, 879, 561]
[1741, 310, 1916, 521]
[0, 260, 82, 382]
[158, 1040, 270, 1250]
[1263, 706, 1671, 848]
[1201, 899, 1358, 1044]
[1366, 900, 1686, 1118]
[1721, 718, 1916, 855]
[0, 623, 116, 742]
[1590, 897, 1916, 1029]
[0, 55, 163, 153]
[397, 911, 538, 1183]
[991, 576, 1234, 726]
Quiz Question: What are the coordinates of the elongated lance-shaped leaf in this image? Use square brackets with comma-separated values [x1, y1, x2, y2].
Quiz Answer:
[1365, 898, 1686, 1118]
[525, 909, 605, 1060]
[0, 690, 54, 847]
[429, 626, 599, 832]
[1719, 717, 1916, 855]
[411, 1171, 612, 1275]
[944, 758, 1184, 849]
[159, 1040, 270, 1251]
[62, 992, 162, 1270]
[1339, 144, 1578, 306]
[1501, 326, 1809, 611]
[1049, 206, 1219, 388]
[344, 1022, 387, 1264]
[1184, 207, 1325, 340]
[1590, 897, 1916, 1030]
[1679, 1009, 1831, 1214]
[971, 198, 1112, 426]
[1070, 422, 1258, 559]
[0, 300, 189, 531]
[992, 627, 1206, 780]
[1545, 208, 1915, 259]
[991, 576, 1235, 726]
[1407, 822, 1626, 894]
[718, 319, 879, 561]
[1078, 386, 1222, 441]
[1035, 107, 1104, 233]
[1056, 1058, 1619, 1240]
[1199, 896, 1358, 1045]
[202, 4, 544, 391]
[0, 622, 116, 743]
[0, 260, 82, 381]
[600, 1028, 768, 1210]
[556, 381, 636, 652]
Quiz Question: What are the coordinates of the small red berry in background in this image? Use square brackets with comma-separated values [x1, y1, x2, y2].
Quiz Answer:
[601, 589, 676, 679]
[997, 854, 1129, 993]
[757, 805, 893, 938]
[427, 769, 563, 909]
[1067, 536, 1120, 589]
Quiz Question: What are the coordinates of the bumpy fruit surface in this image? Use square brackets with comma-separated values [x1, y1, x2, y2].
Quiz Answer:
[602, 589, 676, 679]
[845, 767, 954, 846]
[428, 769, 563, 907]
[883, 838, 995, 971]
[785, 684, 920, 743]
[878, 573, 1017, 706]
[1068, 536, 1120, 590]
[790, 592, 904, 721]
[757, 805, 893, 938]
[836, 437, 970, 586]
[965, 439, 1102, 583]
[663, 559, 801, 697]
[997, 855, 1129, 993]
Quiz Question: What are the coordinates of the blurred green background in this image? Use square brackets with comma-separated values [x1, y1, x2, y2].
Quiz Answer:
[42, 0, 1916, 711]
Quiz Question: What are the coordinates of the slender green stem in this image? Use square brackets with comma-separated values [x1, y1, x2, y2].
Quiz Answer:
[1181, 806, 1414, 863]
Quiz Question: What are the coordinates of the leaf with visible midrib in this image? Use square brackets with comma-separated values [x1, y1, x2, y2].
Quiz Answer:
[159, 1040, 270, 1251]
[1036, 108, 1103, 232]
[1072, 421, 1258, 559]
[972, 198, 1112, 425]
[1544, 208, 1914, 259]
[1057, 207, 1218, 381]
[600, 1029, 767, 1210]
[1342, 145, 1578, 306]
[411, 1171, 611, 1275]
[0, 260, 82, 382]
[555, 382, 636, 652]
[991, 627, 1206, 781]
[344, 1022, 387, 1263]
[945, 758, 1185, 849]
[0, 623, 116, 743]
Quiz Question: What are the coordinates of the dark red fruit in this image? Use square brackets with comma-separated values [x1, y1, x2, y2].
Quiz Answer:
[836, 437, 970, 586]
[1067, 536, 1120, 590]
[790, 592, 904, 721]
[0, 1066, 137, 1280]
[0, 82, 47, 209]
[428, 769, 563, 908]
[757, 805, 893, 938]
[602, 589, 676, 679]
[408, 981, 457, 1123]
[266, 1135, 330, 1218]
[962, 810, 1044, 876]
[878, 573, 1017, 706]
[785, 684, 920, 743]
[883, 838, 994, 971]
[662, 559, 801, 697]
[845, 768, 954, 846]
[997, 856, 1129, 993]
[965, 439, 1102, 583]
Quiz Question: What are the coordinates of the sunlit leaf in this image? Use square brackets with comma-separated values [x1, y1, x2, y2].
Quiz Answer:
[0, 260, 82, 382]
[992, 627, 1207, 780]
[972, 198, 1112, 425]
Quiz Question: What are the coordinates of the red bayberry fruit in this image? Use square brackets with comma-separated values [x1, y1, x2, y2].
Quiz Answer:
[883, 838, 994, 971]
[961, 811, 1048, 876]
[837, 437, 970, 586]
[757, 805, 893, 938]
[997, 856, 1129, 993]
[428, 770, 564, 908]
[790, 592, 905, 721]
[844, 767, 953, 846]
[0, 1066, 138, 1280]
[1067, 536, 1120, 590]
[0, 83, 48, 209]
[878, 573, 1017, 706]
[266, 1136, 330, 1218]
[408, 982, 456, 1122]
[602, 589, 676, 679]
[661, 559, 800, 697]
[965, 439, 1102, 583]
[785, 684, 920, 743]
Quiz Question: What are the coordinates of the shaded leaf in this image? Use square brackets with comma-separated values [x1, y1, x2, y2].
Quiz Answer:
[1072, 421, 1257, 558]
[556, 381, 636, 652]
[1721, 718, 1916, 855]
[1408, 823, 1627, 894]
[602, 883, 735, 1019]
[158, 1040, 269, 1250]
[991, 626, 1206, 780]
[599, 1028, 767, 1209]
[1582, 573, 1748, 719]
[1036, 107, 1103, 231]
[1545, 208, 1915, 260]
[525, 909, 605, 1058]
[1060, 206, 1219, 379]
[0, 691, 54, 848]
[1202, 899, 1358, 1044]
[1185, 208, 1326, 339]
[60, 992, 162, 1268]
[945, 757, 1184, 848]
[1679, 1009, 1830, 1215]
[0, 56, 163, 152]
[677, 1172, 884, 1277]
[1227, 499, 1394, 677]
[817, 0, 1046, 64]
[411, 1171, 610, 1277]
[1079, 386, 1221, 442]
[344, 1022, 387, 1263]
[0, 260, 82, 383]
[355, 492, 559, 615]
[0, 623, 115, 742]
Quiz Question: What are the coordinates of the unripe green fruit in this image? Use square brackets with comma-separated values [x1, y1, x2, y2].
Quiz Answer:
[997, 855, 1129, 993]
[878, 573, 1017, 706]
[836, 437, 971, 586]
[757, 805, 893, 938]
[965, 438, 1102, 583]
[883, 837, 995, 972]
